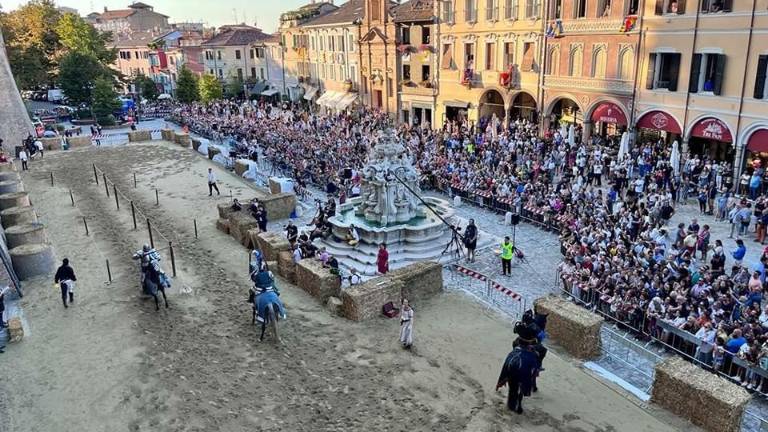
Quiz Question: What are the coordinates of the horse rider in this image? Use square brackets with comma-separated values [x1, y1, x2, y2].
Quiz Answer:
[133, 244, 165, 285]
[247, 252, 285, 323]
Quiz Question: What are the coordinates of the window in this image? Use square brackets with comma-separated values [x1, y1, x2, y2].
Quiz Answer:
[464, 43, 475, 69]
[592, 46, 607, 78]
[371, 0, 382, 21]
[329, 36, 336, 52]
[465, 0, 478, 22]
[550, 0, 562, 19]
[210, 68, 214, 74]
[441, 43, 454, 69]
[546, 46, 560, 75]
[485, 42, 496, 70]
[403, 64, 411, 80]
[402, 110, 410, 124]
[689, 53, 726, 95]
[422, 27, 431, 45]
[237, 68, 243, 80]
[617, 48, 634, 80]
[388, 77, 393, 95]
[626, 0, 639, 13]
[260, 68, 265, 80]
[442, 0, 455, 22]
[525, 0, 541, 18]
[701, 0, 732, 13]
[422, 65, 431, 81]
[400, 26, 411, 45]
[574, 0, 586, 17]
[249, 49, 254, 59]
[255, 48, 265, 59]
[522, 42, 535, 72]
[350, 66, 357, 83]
[349, 35, 355, 52]
[503, 42, 514, 68]
[597, 0, 611, 17]
[311, 37, 315, 50]
[235, 50, 241, 60]
[217, 51, 222, 60]
[251, 67, 256, 77]
[568, 46, 583, 76]
[486, 0, 499, 21]
[505, 0, 519, 19]
[654, 0, 686, 14]
[320, 36, 325, 51]
[755, 55, 768, 99]
[218, 68, 223, 78]
[645, 52, 681, 91]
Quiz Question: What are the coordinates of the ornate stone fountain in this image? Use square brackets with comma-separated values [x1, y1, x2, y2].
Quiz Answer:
[320, 130, 456, 276]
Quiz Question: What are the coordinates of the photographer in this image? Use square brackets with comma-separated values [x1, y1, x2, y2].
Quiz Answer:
[284, 221, 298, 244]
[464, 219, 478, 263]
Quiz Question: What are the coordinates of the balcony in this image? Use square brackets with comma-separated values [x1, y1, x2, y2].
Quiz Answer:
[544, 75, 633, 94]
[560, 18, 628, 34]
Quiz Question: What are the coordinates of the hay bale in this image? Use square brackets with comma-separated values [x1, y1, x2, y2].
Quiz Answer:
[161, 129, 175, 141]
[533, 295, 602, 359]
[227, 211, 259, 247]
[260, 192, 296, 220]
[174, 132, 191, 147]
[10, 243, 55, 280]
[341, 278, 403, 321]
[5, 223, 46, 248]
[67, 136, 91, 148]
[192, 139, 202, 151]
[1, 206, 37, 228]
[652, 356, 749, 432]
[215, 218, 230, 234]
[0, 162, 16, 173]
[326, 296, 342, 316]
[254, 231, 292, 262]
[39, 137, 62, 151]
[277, 251, 296, 283]
[0, 180, 23, 194]
[389, 261, 443, 302]
[217, 203, 235, 220]
[234, 159, 250, 176]
[0, 192, 29, 210]
[207, 146, 221, 160]
[128, 130, 151, 142]
[296, 259, 341, 302]
[7, 318, 23, 343]
[268, 178, 282, 195]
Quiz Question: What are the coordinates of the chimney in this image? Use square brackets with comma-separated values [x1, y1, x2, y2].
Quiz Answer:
[104, 6, 108, 12]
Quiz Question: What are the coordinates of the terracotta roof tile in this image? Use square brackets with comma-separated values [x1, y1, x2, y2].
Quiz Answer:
[302, 0, 365, 27]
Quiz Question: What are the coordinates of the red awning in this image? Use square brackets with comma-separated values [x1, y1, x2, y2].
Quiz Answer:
[590, 102, 627, 126]
[690, 117, 732, 143]
[636, 110, 682, 134]
[747, 129, 768, 153]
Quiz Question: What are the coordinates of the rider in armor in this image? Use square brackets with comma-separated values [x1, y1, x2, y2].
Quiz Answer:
[247, 250, 285, 322]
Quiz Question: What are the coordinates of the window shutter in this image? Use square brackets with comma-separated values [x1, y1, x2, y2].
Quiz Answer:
[513, 0, 519, 19]
[677, 0, 686, 14]
[654, 0, 664, 15]
[723, 0, 733, 12]
[668, 54, 681, 91]
[713, 54, 726, 96]
[755, 55, 768, 99]
[646, 53, 656, 90]
[689, 53, 701, 93]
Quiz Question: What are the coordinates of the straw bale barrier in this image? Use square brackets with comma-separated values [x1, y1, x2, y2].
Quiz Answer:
[5, 223, 46, 248]
[234, 159, 250, 176]
[651, 356, 749, 432]
[217, 203, 235, 220]
[215, 218, 230, 234]
[260, 192, 296, 220]
[389, 261, 442, 302]
[1, 206, 37, 228]
[67, 136, 91, 148]
[128, 130, 151, 142]
[277, 251, 296, 284]
[39, 137, 61, 150]
[192, 139, 202, 151]
[7, 318, 23, 342]
[207, 146, 221, 160]
[253, 231, 291, 261]
[534, 295, 602, 359]
[268, 178, 282, 195]
[0, 192, 29, 210]
[342, 278, 404, 321]
[10, 243, 54, 280]
[296, 259, 340, 302]
[161, 129, 175, 141]
[0, 180, 22, 194]
[174, 132, 191, 147]
[227, 211, 259, 247]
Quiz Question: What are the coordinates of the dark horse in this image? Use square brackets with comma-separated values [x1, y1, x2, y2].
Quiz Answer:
[496, 344, 540, 414]
[142, 259, 169, 311]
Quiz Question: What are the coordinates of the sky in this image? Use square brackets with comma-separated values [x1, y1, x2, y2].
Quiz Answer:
[1, 0, 312, 33]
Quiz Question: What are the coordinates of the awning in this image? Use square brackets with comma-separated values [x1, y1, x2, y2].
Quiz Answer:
[690, 117, 732, 142]
[590, 102, 627, 126]
[443, 100, 469, 109]
[636, 110, 682, 134]
[317, 91, 345, 108]
[335, 93, 358, 111]
[260, 89, 279, 97]
[747, 130, 768, 153]
[303, 86, 319, 100]
[249, 82, 267, 95]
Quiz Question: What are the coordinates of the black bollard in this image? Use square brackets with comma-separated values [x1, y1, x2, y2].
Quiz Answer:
[106, 259, 112, 283]
[130, 201, 137, 229]
[155, 189, 159, 206]
[50, 172, 54, 186]
[194, 218, 198, 239]
[169, 241, 177, 277]
[133, 172, 137, 188]
[113, 185, 119, 210]
[93, 164, 98, 184]
[147, 218, 154, 248]
[83, 217, 89, 236]
[69, 189, 74, 206]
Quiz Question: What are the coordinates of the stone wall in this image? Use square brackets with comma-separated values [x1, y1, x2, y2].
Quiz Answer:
[295, 259, 341, 302]
[652, 357, 750, 432]
[534, 295, 602, 360]
[261, 192, 296, 220]
[0, 31, 33, 152]
[128, 130, 152, 142]
[67, 136, 92, 148]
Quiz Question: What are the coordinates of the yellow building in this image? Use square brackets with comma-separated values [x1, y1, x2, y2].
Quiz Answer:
[634, 0, 768, 178]
[435, 0, 545, 126]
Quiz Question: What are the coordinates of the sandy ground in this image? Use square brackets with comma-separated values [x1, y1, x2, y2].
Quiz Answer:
[0, 142, 695, 432]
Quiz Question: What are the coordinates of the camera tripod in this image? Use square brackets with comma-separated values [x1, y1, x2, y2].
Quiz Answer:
[441, 229, 465, 259]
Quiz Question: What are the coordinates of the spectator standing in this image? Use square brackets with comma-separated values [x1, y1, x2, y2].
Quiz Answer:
[18, 149, 28, 171]
[377, 243, 389, 274]
[463, 219, 478, 263]
[34, 138, 44, 159]
[207, 168, 220, 196]
[54, 258, 77, 308]
[399, 299, 413, 349]
[732, 239, 747, 266]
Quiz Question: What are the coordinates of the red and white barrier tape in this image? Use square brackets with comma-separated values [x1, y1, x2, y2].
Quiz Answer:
[454, 264, 522, 301]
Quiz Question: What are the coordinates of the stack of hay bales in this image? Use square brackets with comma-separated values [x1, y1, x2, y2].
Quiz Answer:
[39, 137, 62, 151]
[207, 146, 221, 160]
[253, 231, 291, 262]
[295, 259, 341, 302]
[227, 212, 259, 247]
[652, 356, 750, 432]
[0, 165, 54, 281]
[66, 136, 91, 148]
[192, 139, 202, 152]
[234, 159, 250, 176]
[277, 251, 296, 283]
[174, 132, 191, 147]
[533, 295, 602, 359]
[161, 129, 175, 141]
[341, 278, 404, 321]
[7, 318, 23, 342]
[128, 130, 151, 142]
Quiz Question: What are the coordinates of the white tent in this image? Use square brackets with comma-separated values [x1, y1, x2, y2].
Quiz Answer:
[670, 140, 681, 176]
[618, 132, 629, 161]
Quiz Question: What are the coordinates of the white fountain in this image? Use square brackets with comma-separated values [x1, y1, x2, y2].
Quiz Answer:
[320, 130, 456, 276]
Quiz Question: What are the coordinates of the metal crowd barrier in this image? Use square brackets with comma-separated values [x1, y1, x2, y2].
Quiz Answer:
[449, 264, 526, 321]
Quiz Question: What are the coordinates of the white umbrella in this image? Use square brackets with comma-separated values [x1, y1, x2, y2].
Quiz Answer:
[618, 131, 629, 161]
[568, 124, 575, 146]
[670, 140, 681, 176]
[158, 93, 172, 100]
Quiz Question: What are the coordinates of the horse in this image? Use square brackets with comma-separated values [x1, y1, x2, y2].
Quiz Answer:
[496, 344, 540, 415]
[248, 260, 285, 342]
[142, 259, 169, 311]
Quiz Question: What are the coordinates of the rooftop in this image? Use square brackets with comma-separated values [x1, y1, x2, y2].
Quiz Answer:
[202, 25, 272, 47]
[392, 0, 435, 22]
[113, 30, 157, 48]
[302, 0, 365, 27]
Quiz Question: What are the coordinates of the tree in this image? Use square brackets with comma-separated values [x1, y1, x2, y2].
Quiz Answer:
[91, 77, 121, 126]
[176, 66, 198, 103]
[198, 74, 222, 103]
[224, 76, 245, 99]
[134, 75, 159, 101]
[58, 52, 105, 105]
[55, 13, 116, 64]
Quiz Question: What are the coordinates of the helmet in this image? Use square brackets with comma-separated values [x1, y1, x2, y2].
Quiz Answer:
[143, 244, 151, 252]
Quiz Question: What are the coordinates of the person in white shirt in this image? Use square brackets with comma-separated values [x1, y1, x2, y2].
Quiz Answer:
[207, 168, 220, 196]
[34, 139, 44, 159]
[292, 245, 302, 264]
[18, 149, 28, 171]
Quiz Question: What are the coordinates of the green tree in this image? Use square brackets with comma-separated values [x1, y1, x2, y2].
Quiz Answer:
[55, 13, 116, 64]
[58, 52, 105, 105]
[224, 76, 244, 99]
[175, 66, 198, 103]
[198, 74, 222, 103]
[91, 77, 121, 126]
[134, 75, 159, 101]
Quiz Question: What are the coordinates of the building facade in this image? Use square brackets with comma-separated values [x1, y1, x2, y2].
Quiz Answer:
[87, 2, 169, 35]
[201, 25, 273, 84]
[114, 31, 155, 81]
[435, 0, 546, 127]
[148, 30, 204, 95]
[359, 0, 398, 114]
[634, 0, 768, 179]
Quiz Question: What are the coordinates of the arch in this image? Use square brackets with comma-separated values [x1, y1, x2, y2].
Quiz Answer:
[591, 45, 607, 79]
[568, 45, 583, 77]
[617, 46, 634, 81]
[479, 88, 506, 123]
[547, 45, 560, 75]
[509, 90, 538, 122]
[545, 94, 584, 117]
[585, 97, 630, 125]
[684, 113, 736, 144]
[635, 108, 684, 134]
[739, 122, 768, 150]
